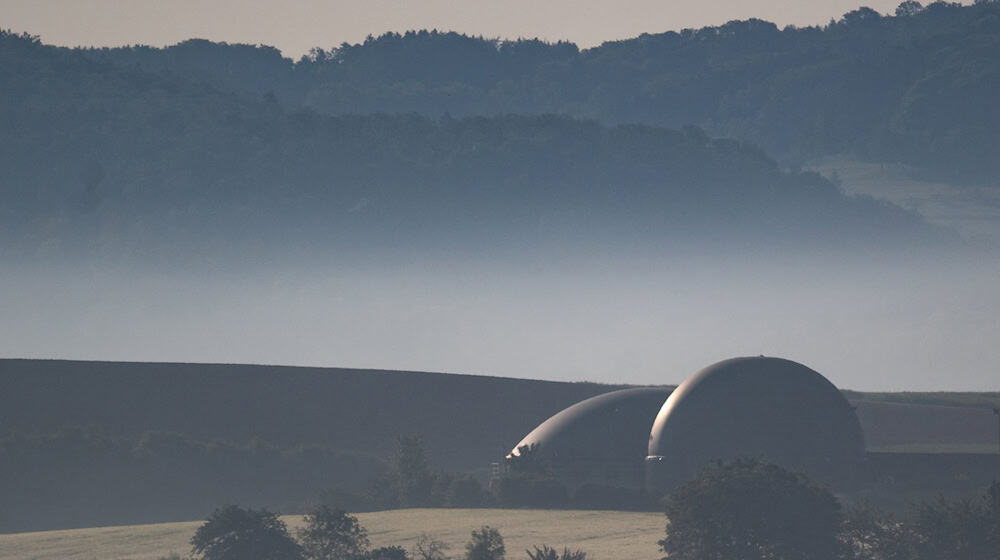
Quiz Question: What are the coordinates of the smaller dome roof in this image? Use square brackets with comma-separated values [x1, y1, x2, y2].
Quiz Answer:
[511, 387, 672, 463]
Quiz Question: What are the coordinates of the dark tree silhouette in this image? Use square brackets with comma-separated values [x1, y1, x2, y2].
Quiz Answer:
[367, 546, 410, 560]
[839, 482, 1000, 560]
[392, 435, 435, 507]
[906, 481, 1000, 560]
[465, 526, 505, 560]
[298, 505, 370, 560]
[414, 533, 450, 560]
[660, 460, 843, 560]
[525, 545, 587, 560]
[840, 500, 913, 560]
[190, 505, 303, 560]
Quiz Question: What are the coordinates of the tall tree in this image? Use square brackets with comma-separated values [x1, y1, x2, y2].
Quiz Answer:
[392, 434, 435, 507]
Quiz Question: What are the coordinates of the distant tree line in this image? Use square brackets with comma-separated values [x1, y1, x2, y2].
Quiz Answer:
[0, 427, 381, 533]
[661, 459, 1000, 560]
[187, 504, 584, 560]
[0, 428, 640, 534]
[363, 435, 490, 510]
[322, 438, 659, 513]
[182, 456, 999, 560]
[320, 436, 651, 512]
[493, 443, 657, 511]
[71, 1, 1000, 184]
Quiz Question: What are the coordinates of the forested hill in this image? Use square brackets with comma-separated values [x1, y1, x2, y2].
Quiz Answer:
[77, 1, 1000, 184]
[0, 29, 952, 263]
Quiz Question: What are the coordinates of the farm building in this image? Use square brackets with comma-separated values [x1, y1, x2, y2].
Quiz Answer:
[644, 356, 866, 492]
[509, 356, 867, 492]
[508, 387, 672, 489]
[509, 356, 999, 500]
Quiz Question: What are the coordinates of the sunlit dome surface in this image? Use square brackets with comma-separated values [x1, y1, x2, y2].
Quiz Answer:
[646, 356, 865, 490]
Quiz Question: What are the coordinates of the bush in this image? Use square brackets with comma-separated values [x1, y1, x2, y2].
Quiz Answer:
[190, 505, 303, 560]
[368, 546, 409, 559]
[906, 481, 1000, 560]
[525, 545, 587, 560]
[840, 482, 1000, 560]
[465, 526, 504, 560]
[840, 500, 912, 560]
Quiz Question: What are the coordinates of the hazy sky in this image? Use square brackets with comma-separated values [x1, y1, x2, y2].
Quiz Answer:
[1, 0, 954, 58]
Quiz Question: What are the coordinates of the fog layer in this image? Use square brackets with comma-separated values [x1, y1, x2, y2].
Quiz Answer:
[3, 250, 996, 391]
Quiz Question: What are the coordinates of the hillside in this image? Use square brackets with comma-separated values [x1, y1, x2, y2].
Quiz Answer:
[76, 2, 1000, 185]
[0, 359, 630, 532]
[0, 30, 956, 264]
[6, 359, 995, 468]
[0, 359, 627, 469]
[3, 358, 999, 533]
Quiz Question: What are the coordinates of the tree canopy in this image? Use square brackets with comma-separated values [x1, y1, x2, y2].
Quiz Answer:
[66, 2, 1000, 183]
[465, 526, 505, 560]
[298, 505, 371, 560]
[190, 505, 303, 560]
[660, 459, 843, 560]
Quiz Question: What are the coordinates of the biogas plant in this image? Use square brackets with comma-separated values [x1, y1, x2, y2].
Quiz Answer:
[506, 356, 997, 496]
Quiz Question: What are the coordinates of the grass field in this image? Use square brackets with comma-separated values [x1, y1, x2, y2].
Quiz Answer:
[0, 509, 666, 560]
